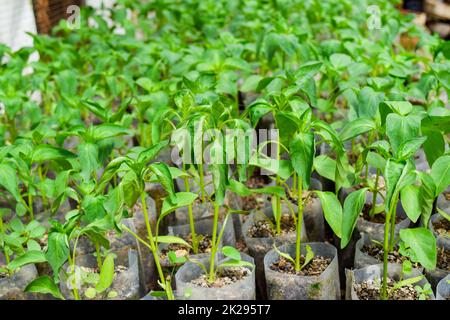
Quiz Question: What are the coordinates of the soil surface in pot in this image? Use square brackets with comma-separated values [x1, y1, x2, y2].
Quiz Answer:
[361, 244, 419, 267]
[160, 234, 212, 259]
[354, 278, 423, 300]
[190, 267, 250, 288]
[236, 239, 249, 253]
[361, 204, 401, 224]
[241, 176, 271, 211]
[437, 247, 450, 270]
[247, 214, 295, 238]
[270, 255, 331, 276]
[433, 219, 450, 238]
[287, 191, 316, 207]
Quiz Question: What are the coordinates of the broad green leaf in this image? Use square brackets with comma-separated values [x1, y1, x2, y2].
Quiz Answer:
[386, 114, 421, 156]
[8, 250, 46, 270]
[314, 155, 336, 182]
[78, 142, 99, 181]
[92, 124, 130, 141]
[156, 236, 191, 247]
[148, 162, 175, 202]
[400, 228, 436, 270]
[315, 191, 342, 237]
[0, 164, 20, 201]
[32, 145, 76, 163]
[366, 152, 386, 171]
[290, 132, 314, 189]
[430, 155, 450, 196]
[418, 172, 436, 227]
[45, 232, 69, 278]
[137, 140, 169, 163]
[330, 53, 352, 69]
[397, 137, 427, 160]
[339, 118, 376, 142]
[300, 245, 314, 270]
[95, 253, 115, 293]
[161, 192, 198, 216]
[400, 185, 421, 223]
[341, 188, 368, 248]
[25, 276, 65, 300]
[222, 246, 241, 261]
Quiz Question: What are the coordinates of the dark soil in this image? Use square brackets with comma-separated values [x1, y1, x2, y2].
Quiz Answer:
[270, 255, 331, 276]
[433, 219, 450, 238]
[354, 278, 422, 300]
[190, 267, 250, 288]
[361, 244, 419, 267]
[361, 204, 401, 224]
[160, 234, 213, 259]
[247, 214, 295, 238]
[236, 238, 249, 254]
[287, 191, 316, 207]
[436, 247, 450, 270]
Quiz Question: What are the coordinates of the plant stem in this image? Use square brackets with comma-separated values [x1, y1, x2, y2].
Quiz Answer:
[370, 169, 380, 218]
[0, 216, 11, 267]
[381, 197, 397, 300]
[140, 193, 166, 285]
[389, 196, 399, 252]
[275, 135, 281, 236]
[95, 243, 102, 269]
[38, 166, 48, 211]
[208, 202, 220, 283]
[183, 166, 198, 254]
[198, 163, 206, 203]
[295, 177, 303, 272]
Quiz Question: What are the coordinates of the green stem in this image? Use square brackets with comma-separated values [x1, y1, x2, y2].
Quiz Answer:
[38, 166, 48, 211]
[389, 197, 399, 252]
[95, 243, 102, 269]
[198, 163, 206, 203]
[208, 202, 220, 283]
[27, 188, 34, 221]
[275, 135, 281, 236]
[381, 197, 397, 300]
[295, 177, 303, 272]
[140, 193, 166, 285]
[370, 169, 380, 218]
[0, 216, 11, 267]
[183, 165, 198, 254]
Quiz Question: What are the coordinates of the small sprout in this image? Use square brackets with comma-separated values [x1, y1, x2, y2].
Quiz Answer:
[107, 290, 118, 299]
[85, 287, 96, 299]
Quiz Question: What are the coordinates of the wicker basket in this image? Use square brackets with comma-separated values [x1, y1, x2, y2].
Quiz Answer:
[32, 0, 85, 34]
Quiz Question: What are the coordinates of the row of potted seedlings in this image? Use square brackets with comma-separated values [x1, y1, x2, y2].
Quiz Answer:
[2, 96, 449, 300]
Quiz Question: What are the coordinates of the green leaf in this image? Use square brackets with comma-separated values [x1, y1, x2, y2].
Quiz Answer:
[137, 140, 169, 163]
[430, 155, 450, 196]
[78, 142, 99, 181]
[45, 232, 69, 278]
[272, 244, 295, 265]
[222, 246, 241, 261]
[339, 118, 376, 142]
[366, 152, 386, 172]
[25, 276, 65, 300]
[95, 253, 115, 293]
[148, 162, 175, 202]
[92, 124, 130, 141]
[0, 164, 20, 201]
[399, 228, 436, 270]
[85, 287, 97, 299]
[8, 250, 46, 270]
[386, 114, 421, 156]
[156, 236, 191, 247]
[313, 155, 336, 182]
[397, 137, 427, 161]
[341, 188, 368, 248]
[300, 245, 314, 270]
[400, 185, 421, 223]
[315, 191, 342, 238]
[418, 172, 436, 227]
[161, 192, 198, 216]
[330, 53, 352, 69]
[32, 145, 76, 163]
[290, 132, 314, 189]
[218, 260, 254, 269]
[295, 61, 322, 80]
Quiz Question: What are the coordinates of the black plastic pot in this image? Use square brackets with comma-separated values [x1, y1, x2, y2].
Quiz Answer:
[264, 242, 340, 300]
[425, 237, 450, 290]
[242, 202, 309, 299]
[59, 249, 141, 300]
[175, 253, 255, 300]
[429, 213, 450, 248]
[346, 263, 434, 300]
[436, 274, 450, 300]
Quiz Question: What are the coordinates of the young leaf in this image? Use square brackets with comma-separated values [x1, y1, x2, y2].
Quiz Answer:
[430, 155, 450, 196]
[290, 131, 314, 189]
[339, 118, 376, 142]
[399, 228, 437, 270]
[400, 185, 421, 223]
[222, 246, 241, 261]
[160, 192, 198, 216]
[341, 188, 368, 248]
[8, 250, 47, 270]
[0, 164, 20, 201]
[156, 236, 191, 247]
[45, 232, 69, 278]
[25, 276, 65, 300]
[95, 253, 115, 293]
[300, 245, 314, 270]
[315, 191, 342, 238]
